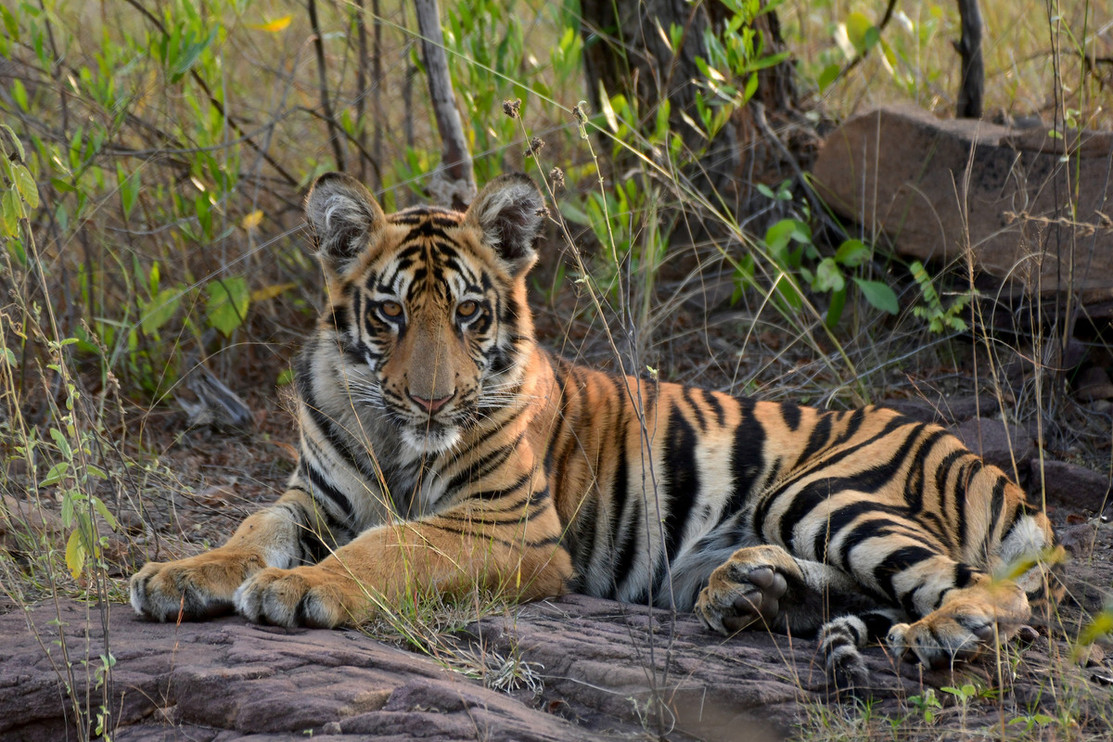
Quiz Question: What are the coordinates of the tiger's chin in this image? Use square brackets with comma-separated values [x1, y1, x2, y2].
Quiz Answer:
[399, 424, 461, 456]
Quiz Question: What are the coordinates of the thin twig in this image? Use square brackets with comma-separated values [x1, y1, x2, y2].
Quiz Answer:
[308, 0, 347, 171]
[833, 0, 898, 84]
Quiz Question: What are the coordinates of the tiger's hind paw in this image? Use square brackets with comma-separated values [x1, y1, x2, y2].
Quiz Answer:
[820, 616, 872, 691]
[695, 545, 802, 635]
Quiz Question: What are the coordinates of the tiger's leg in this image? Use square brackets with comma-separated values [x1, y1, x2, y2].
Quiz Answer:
[232, 493, 573, 628]
[696, 544, 906, 688]
[695, 544, 873, 636]
[130, 489, 335, 621]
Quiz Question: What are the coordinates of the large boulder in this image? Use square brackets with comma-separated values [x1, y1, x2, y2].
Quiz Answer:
[812, 105, 1113, 304]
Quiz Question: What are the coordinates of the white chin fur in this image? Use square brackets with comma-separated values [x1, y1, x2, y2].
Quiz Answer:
[401, 426, 460, 456]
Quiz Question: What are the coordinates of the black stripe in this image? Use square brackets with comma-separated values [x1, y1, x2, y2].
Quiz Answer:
[781, 402, 802, 431]
[776, 444, 921, 552]
[935, 448, 966, 529]
[425, 521, 566, 552]
[683, 387, 707, 433]
[469, 471, 532, 501]
[662, 403, 699, 562]
[703, 389, 726, 428]
[300, 460, 356, 520]
[794, 411, 833, 468]
[873, 544, 938, 611]
[444, 443, 516, 493]
[723, 398, 765, 520]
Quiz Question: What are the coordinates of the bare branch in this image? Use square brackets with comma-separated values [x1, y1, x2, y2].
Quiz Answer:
[414, 0, 476, 208]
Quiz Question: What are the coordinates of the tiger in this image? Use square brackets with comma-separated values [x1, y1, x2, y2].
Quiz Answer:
[130, 171, 1061, 687]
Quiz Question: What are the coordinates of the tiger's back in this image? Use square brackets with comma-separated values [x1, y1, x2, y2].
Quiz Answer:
[130, 172, 1059, 686]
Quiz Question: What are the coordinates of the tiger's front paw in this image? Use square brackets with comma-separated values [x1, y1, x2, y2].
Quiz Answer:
[130, 550, 264, 622]
[233, 566, 366, 628]
[886, 584, 1030, 668]
[695, 544, 802, 635]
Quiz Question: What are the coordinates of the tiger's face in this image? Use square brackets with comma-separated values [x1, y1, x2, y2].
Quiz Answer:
[304, 173, 546, 455]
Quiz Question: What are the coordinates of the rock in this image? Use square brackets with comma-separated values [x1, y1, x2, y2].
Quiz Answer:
[1030, 460, 1111, 514]
[951, 417, 1035, 472]
[0, 495, 64, 547]
[0, 595, 961, 742]
[2, 590, 1109, 739]
[883, 393, 999, 425]
[0, 602, 597, 742]
[812, 105, 1113, 305]
[1074, 366, 1113, 402]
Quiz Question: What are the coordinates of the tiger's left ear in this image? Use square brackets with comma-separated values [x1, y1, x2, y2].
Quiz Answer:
[465, 174, 546, 276]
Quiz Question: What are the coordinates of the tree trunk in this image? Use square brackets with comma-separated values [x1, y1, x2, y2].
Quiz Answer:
[954, 0, 984, 118]
[579, 0, 810, 211]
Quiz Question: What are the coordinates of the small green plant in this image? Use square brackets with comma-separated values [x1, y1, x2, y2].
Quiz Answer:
[739, 182, 899, 328]
[909, 260, 974, 333]
[906, 688, 942, 724]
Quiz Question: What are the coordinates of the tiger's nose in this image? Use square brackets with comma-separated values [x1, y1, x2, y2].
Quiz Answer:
[409, 392, 453, 413]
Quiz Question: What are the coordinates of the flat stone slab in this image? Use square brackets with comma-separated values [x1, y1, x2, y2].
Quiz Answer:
[812, 105, 1113, 303]
[3, 591, 1107, 741]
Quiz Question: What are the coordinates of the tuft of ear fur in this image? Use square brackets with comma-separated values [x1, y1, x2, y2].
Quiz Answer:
[304, 172, 386, 275]
[465, 174, 546, 276]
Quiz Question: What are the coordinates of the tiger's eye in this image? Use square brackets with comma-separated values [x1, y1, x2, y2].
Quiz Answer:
[380, 301, 403, 318]
[456, 300, 479, 319]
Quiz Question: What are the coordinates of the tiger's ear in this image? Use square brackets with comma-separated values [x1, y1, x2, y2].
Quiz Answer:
[304, 172, 386, 275]
[465, 174, 546, 276]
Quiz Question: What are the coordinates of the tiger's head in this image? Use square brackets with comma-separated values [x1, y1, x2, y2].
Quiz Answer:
[304, 172, 547, 455]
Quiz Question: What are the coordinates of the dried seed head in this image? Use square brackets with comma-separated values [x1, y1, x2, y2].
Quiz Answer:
[525, 136, 545, 158]
[548, 167, 565, 191]
[503, 98, 522, 118]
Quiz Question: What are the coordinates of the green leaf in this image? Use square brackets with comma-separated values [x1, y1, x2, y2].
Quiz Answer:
[170, 27, 217, 82]
[118, 163, 139, 219]
[42, 461, 70, 487]
[814, 257, 845, 293]
[834, 239, 870, 267]
[0, 5, 18, 40]
[11, 78, 28, 112]
[845, 12, 878, 54]
[826, 287, 847, 328]
[1, 189, 20, 234]
[817, 63, 840, 93]
[853, 277, 899, 314]
[205, 276, 251, 337]
[764, 219, 810, 255]
[140, 287, 181, 334]
[0, 123, 25, 161]
[91, 497, 118, 530]
[12, 163, 39, 209]
[49, 427, 73, 460]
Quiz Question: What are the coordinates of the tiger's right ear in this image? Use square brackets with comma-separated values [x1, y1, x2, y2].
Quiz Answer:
[304, 172, 386, 275]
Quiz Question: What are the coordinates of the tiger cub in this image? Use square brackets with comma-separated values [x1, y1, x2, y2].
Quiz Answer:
[131, 172, 1060, 686]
